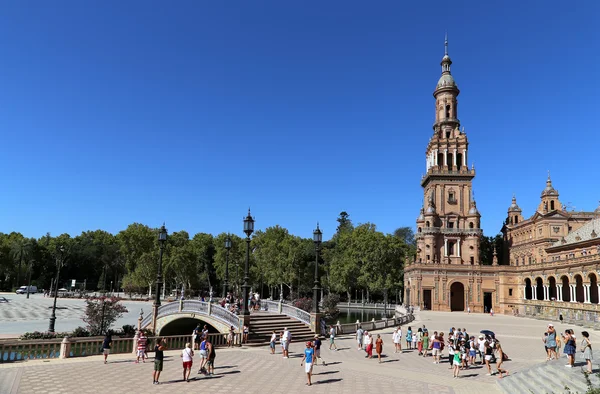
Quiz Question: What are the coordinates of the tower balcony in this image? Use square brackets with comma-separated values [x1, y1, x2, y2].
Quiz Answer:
[421, 166, 475, 186]
[416, 227, 483, 238]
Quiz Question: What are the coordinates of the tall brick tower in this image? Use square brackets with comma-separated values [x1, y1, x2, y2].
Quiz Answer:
[415, 35, 482, 266]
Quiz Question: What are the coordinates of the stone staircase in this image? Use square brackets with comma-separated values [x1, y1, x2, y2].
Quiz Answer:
[498, 358, 600, 394]
[247, 312, 314, 345]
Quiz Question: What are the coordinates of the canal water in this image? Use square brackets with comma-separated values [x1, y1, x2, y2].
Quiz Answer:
[325, 307, 394, 324]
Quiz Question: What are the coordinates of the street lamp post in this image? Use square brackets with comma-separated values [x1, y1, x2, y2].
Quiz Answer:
[223, 237, 232, 298]
[242, 209, 254, 316]
[48, 246, 65, 333]
[312, 223, 322, 313]
[152, 224, 168, 333]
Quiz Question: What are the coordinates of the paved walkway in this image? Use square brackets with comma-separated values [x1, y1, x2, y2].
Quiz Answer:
[1, 311, 596, 394]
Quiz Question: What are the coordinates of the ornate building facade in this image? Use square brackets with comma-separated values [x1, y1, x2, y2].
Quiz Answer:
[403, 39, 600, 321]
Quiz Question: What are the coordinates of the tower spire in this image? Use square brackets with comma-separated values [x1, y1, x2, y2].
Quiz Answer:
[444, 32, 448, 56]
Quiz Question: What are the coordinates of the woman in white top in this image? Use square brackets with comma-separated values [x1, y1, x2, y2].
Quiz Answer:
[393, 328, 401, 353]
[180, 342, 194, 382]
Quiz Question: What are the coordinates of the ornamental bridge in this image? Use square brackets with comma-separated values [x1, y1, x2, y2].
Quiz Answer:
[141, 300, 314, 342]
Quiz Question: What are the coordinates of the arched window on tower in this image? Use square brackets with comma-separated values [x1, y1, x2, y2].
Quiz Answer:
[426, 221, 430, 228]
[445, 105, 451, 119]
[469, 222, 474, 229]
[551, 201, 555, 210]
[515, 216, 519, 224]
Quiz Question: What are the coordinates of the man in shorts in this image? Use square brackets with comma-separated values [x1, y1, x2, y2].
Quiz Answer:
[313, 335, 325, 366]
[329, 326, 337, 351]
[198, 337, 208, 374]
[300, 341, 315, 386]
[282, 327, 291, 358]
[153, 338, 167, 385]
[356, 326, 364, 350]
[205, 339, 216, 376]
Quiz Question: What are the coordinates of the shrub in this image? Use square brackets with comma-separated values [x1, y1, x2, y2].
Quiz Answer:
[82, 296, 128, 336]
[121, 325, 136, 337]
[70, 327, 91, 338]
[322, 294, 340, 317]
[293, 297, 313, 312]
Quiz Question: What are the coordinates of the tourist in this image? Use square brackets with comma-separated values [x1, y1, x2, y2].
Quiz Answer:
[431, 331, 441, 364]
[202, 324, 209, 340]
[375, 334, 384, 363]
[406, 326, 413, 350]
[546, 324, 558, 360]
[300, 341, 315, 386]
[282, 327, 292, 358]
[563, 330, 576, 368]
[153, 338, 167, 385]
[313, 335, 325, 365]
[477, 335, 486, 365]
[365, 331, 373, 359]
[227, 325, 235, 347]
[180, 342, 194, 382]
[243, 324, 249, 344]
[392, 327, 401, 353]
[205, 339, 216, 376]
[102, 332, 112, 364]
[581, 331, 593, 373]
[452, 344, 461, 378]
[468, 337, 477, 366]
[198, 336, 208, 374]
[329, 325, 337, 350]
[447, 334, 455, 369]
[484, 341, 494, 375]
[279, 330, 286, 355]
[412, 329, 417, 351]
[495, 341, 509, 378]
[136, 331, 147, 363]
[422, 331, 430, 357]
[397, 326, 403, 351]
[269, 330, 277, 355]
[357, 325, 365, 350]
[460, 339, 468, 369]
[193, 324, 201, 350]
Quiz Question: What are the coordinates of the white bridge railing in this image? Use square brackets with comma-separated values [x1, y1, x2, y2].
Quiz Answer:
[261, 300, 310, 325]
[141, 300, 239, 329]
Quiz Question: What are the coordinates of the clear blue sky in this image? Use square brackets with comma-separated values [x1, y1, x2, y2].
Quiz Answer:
[1, 1, 598, 240]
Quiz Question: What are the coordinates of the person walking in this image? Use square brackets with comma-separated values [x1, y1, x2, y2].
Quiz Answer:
[227, 325, 235, 347]
[495, 341, 509, 378]
[180, 342, 194, 382]
[581, 331, 593, 373]
[136, 331, 147, 363]
[329, 325, 338, 351]
[102, 333, 112, 364]
[205, 339, 216, 376]
[198, 337, 208, 374]
[375, 334, 384, 363]
[153, 338, 167, 385]
[452, 344, 461, 378]
[269, 330, 277, 355]
[243, 324, 249, 344]
[546, 324, 558, 360]
[431, 332, 441, 364]
[356, 325, 364, 350]
[417, 328, 423, 355]
[365, 331, 373, 359]
[393, 327, 401, 353]
[300, 341, 315, 386]
[406, 326, 413, 350]
[563, 330, 576, 368]
[193, 324, 201, 350]
[282, 327, 292, 358]
[422, 331, 430, 358]
[484, 341, 494, 375]
[313, 335, 325, 366]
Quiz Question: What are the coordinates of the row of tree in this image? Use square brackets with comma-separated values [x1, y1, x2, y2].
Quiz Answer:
[0, 213, 419, 302]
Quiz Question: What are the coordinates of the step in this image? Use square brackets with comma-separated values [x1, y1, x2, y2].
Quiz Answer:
[523, 368, 559, 394]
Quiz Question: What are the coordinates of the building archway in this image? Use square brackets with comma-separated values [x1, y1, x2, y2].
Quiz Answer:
[589, 273, 599, 304]
[561, 276, 570, 302]
[548, 276, 557, 300]
[450, 282, 465, 311]
[160, 317, 219, 336]
[535, 277, 544, 300]
[524, 278, 532, 300]
[575, 275, 585, 303]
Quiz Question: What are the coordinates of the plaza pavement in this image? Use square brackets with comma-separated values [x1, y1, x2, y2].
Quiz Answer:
[3, 310, 592, 394]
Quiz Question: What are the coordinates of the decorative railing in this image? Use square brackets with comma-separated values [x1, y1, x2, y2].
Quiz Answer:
[262, 300, 280, 312]
[333, 311, 414, 335]
[0, 333, 241, 363]
[281, 303, 310, 325]
[140, 300, 240, 330]
[337, 302, 399, 310]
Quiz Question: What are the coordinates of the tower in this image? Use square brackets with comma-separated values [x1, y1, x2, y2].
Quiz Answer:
[416, 36, 482, 265]
[538, 172, 561, 213]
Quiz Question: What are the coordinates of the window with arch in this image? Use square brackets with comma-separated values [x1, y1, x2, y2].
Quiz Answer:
[426, 221, 430, 228]
[515, 217, 519, 224]
[418, 227, 422, 233]
[469, 222, 474, 229]
[550, 200, 555, 210]
[445, 105, 451, 119]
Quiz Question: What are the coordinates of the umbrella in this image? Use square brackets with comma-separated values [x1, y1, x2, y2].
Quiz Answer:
[480, 330, 495, 337]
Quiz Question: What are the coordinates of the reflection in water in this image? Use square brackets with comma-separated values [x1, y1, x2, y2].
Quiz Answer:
[325, 308, 393, 324]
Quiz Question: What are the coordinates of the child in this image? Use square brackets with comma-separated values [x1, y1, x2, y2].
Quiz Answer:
[452, 345, 461, 378]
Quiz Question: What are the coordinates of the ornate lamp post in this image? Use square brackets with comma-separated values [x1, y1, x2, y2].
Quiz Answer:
[313, 223, 322, 313]
[48, 246, 65, 333]
[152, 224, 168, 333]
[242, 209, 254, 316]
[223, 237, 232, 298]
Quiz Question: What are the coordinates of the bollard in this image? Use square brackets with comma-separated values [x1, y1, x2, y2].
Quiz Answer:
[60, 337, 71, 359]
[132, 333, 139, 355]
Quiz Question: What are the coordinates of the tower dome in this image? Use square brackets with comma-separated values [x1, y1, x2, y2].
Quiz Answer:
[468, 200, 480, 216]
[508, 195, 522, 212]
[541, 172, 558, 197]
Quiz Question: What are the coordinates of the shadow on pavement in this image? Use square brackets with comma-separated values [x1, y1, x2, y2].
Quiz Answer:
[324, 361, 342, 366]
[218, 370, 241, 375]
[313, 370, 339, 375]
[382, 359, 399, 363]
[215, 365, 237, 369]
[459, 374, 478, 378]
[315, 378, 343, 384]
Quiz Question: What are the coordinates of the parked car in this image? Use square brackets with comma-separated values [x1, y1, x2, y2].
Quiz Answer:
[16, 285, 38, 294]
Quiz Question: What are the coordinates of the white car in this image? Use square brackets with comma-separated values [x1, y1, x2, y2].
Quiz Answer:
[16, 285, 38, 294]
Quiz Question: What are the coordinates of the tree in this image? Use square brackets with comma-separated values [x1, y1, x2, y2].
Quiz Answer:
[82, 296, 128, 335]
[10, 236, 33, 288]
[394, 227, 416, 247]
[336, 211, 353, 234]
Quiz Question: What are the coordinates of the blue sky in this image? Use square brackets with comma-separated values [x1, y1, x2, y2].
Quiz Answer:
[1, 1, 598, 240]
